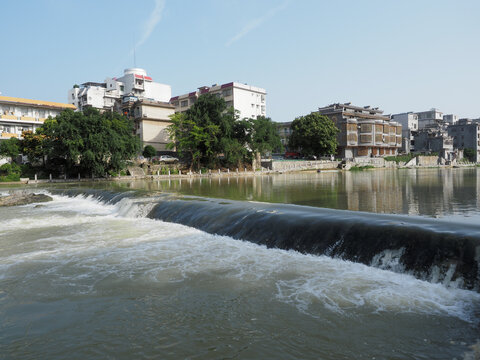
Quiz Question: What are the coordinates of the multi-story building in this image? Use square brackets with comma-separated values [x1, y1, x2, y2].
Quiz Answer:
[415, 108, 443, 129]
[318, 103, 402, 158]
[121, 97, 175, 153]
[443, 114, 458, 125]
[391, 112, 418, 153]
[447, 118, 480, 162]
[170, 82, 266, 120]
[0, 96, 75, 141]
[414, 126, 454, 160]
[275, 121, 292, 151]
[68, 68, 171, 112]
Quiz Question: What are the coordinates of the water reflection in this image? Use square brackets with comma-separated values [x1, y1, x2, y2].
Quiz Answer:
[66, 168, 480, 218]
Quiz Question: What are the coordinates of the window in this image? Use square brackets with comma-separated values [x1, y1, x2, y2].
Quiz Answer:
[222, 89, 232, 97]
[251, 104, 254, 108]
[120, 85, 124, 91]
[261, 95, 265, 103]
[181, 100, 188, 107]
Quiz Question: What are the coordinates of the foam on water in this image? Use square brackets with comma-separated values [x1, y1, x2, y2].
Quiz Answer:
[1, 193, 479, 324]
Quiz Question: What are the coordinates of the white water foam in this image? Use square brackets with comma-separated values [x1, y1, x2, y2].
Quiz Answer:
[1, 193, 479, 323]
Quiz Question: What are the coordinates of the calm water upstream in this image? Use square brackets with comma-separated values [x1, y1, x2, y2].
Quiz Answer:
[1, 168, 479, 359]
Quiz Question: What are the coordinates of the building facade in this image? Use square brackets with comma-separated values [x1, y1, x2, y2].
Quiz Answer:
[170, 82, 266, 120]
[391, 112, 418, 153]
[447, 119, 480, 162]
[0, 96, 75, 141]
[68, 68, 171, 112]
[415, 108, 443, 129]
[443, 114, 458, 125]
[275, 121, 292, 151]
[122, 98, 175, 153]
[413, 126, 454, 160]
[318, 103, 402, 158]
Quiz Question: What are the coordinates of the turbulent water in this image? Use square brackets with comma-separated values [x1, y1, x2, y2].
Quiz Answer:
[1, 190, 479, 359]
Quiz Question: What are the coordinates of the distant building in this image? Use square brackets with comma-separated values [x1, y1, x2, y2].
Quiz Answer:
[275, 121, 292, 151]
[391, 112, 418, 153]
[122, 98, 175, 153]
[68, 68, 171, 112]
[414, 126, 454, 160]
[318, 103, 402, 158]
[415, 108, 443, 129]
[0, 96, 75, 141]
[443, 114, 458, 125]
[170, 82, 266, 120]
[447, 118, 480, 162]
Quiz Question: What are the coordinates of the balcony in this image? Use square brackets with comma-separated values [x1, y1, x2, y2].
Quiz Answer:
[21, 116, 35, 122]
[1, 114, 17, 120]
[1, 132, 18, 138]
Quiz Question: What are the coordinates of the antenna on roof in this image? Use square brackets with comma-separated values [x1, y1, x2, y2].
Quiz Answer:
[134, 47, 137, 67]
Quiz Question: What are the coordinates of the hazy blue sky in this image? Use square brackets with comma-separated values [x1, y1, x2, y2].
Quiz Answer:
[1, 0, 479, 122]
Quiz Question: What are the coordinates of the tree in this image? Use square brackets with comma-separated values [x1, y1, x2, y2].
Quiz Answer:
[40, 108, 140, 176]
[143, 145, 156, 160]
[247, 116, 282, 156]
[0, 137, 20, 159]
[289, 112, 338, 157]
[21, 130, 46, 164]
[167, 93, 244, 169]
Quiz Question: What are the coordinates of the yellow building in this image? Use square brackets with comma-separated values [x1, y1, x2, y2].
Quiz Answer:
[0, 96, 75, 140]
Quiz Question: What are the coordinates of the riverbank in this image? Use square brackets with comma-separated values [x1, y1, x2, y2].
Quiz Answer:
[1, 157, 479, 186]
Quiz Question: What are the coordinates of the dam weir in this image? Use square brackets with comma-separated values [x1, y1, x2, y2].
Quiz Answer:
[55, 188, 480, 291]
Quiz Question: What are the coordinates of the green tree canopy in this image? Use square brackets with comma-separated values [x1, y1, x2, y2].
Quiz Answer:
[247, 116, 282, 156]
[0, 137, 20, 159]
[21, 130, 46, 164]
[289, 112, 338, 157]
[168, 93, 245, 169]
[143, 145, 156, 159]
[39, 108, 139, 176]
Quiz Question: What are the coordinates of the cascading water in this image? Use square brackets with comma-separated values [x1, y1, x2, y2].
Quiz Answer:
[52, 188, 480, 291]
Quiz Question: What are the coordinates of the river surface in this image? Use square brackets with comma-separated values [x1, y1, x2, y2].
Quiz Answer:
[1, 168, 479, 359]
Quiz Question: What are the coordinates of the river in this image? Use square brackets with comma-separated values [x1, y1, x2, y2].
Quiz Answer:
[1, 168, 479, 359]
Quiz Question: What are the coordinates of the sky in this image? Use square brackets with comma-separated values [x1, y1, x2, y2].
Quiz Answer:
[1, 0, 479, 122]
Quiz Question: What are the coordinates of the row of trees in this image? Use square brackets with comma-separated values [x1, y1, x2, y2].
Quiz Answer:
[167, 93, 282, 170]
[0, 108, 139, 177]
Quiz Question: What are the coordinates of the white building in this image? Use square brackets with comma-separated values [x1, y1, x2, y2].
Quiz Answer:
[170, 82, 266, 120]
[443, 114, 458, 125]
[68, 68, 171, 112]
[415, 108, 443, 129]
[0, 96, 75, 141]
[391, 112, 418, 153]
[126, 99, 175, 152]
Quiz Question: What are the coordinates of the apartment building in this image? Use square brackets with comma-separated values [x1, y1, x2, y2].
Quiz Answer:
[122, 98, 175, 152]
[447, 118, 480, 162]
[391, 112, 418, 153]
[443, 114, 458, 125]
[170, 82, 266, 120]
[318, 103, 402, 158]
[414, 127, 454, 160]
[68, 68, 171, 112]
[276, 121, 292, 151]
[0, 96, 75, 141]
[415, 108, 443, 129]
